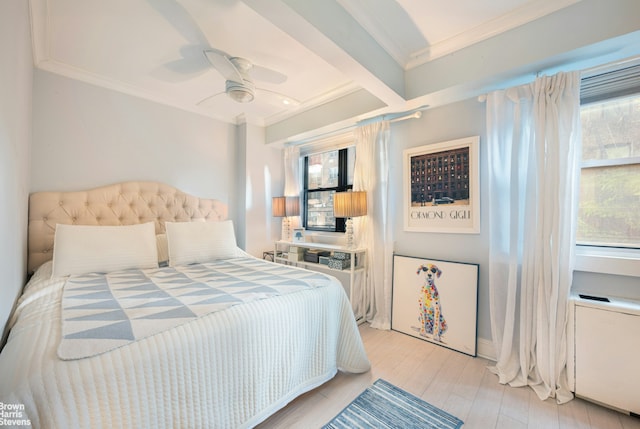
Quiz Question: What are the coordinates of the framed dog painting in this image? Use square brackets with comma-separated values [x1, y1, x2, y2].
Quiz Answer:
[391, 254, 478, 356]
[403, 136, 480, 233]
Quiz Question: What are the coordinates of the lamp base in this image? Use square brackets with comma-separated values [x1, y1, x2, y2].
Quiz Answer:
[281, 217, 291, 242]
[345, 218, 355, 248]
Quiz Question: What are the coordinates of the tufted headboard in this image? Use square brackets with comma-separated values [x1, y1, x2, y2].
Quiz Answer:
[28, 181, 228, 274]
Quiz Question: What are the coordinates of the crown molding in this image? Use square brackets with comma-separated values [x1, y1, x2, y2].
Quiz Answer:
[29, 0, 237, 123]
[406, 0, 582, 69]
[29, 0, 48, 67]
[37, 59, 235, 122]
[263, 82, 361, 126]
[36, 56, 360, 128]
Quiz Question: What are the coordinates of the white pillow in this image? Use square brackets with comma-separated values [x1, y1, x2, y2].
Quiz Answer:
[165, 220, 238, 266]
[52, 222, 158, 278]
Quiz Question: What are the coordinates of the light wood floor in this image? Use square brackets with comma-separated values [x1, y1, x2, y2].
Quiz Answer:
[258, 324, 640, 429]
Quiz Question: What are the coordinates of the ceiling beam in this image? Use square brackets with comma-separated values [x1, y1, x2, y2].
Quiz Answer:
[242, 0, 406, 108]
[265, 88, 386, 144]
[405, 0, 640, 106]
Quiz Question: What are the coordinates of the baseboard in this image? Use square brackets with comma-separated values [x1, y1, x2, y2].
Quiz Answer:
[477, 337, 496, 361]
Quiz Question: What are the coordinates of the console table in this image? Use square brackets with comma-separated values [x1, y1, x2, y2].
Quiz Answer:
[274, 241, 367, 310]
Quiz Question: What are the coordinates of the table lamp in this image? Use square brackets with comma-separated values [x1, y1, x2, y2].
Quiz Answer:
[272, 196, 300, 241]
[333, 191, 367, 248]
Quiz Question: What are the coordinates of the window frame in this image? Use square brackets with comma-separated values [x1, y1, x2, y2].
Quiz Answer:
[577, 99, 640, 249]
[575, 61, 640, 277]
[302, 148, 352, 233]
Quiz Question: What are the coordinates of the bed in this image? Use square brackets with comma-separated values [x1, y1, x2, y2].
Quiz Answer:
[0, 181, 370, 428]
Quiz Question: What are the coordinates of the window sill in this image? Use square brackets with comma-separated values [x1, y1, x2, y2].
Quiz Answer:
[304, 231, 345, 247]
[574, 246, 640, 278]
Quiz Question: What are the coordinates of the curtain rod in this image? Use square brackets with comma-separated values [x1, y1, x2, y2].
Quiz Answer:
[356, 105, 428, 126]
[477, 56, 640, 103]
[286, 105, 428, 147]
[390, 110, 422, 122]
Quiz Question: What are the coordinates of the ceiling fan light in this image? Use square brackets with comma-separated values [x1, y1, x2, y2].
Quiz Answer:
[226, 80, 255, 103]
[228, 88, 254, 103]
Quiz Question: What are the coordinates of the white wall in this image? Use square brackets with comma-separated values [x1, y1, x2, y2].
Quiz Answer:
[31, 70, 235, 203]
[238, 122, 284, 257]
[390, 98, 492, 344]
[0, 1, 32, 343]
[389, 93, 640, 357]
[31, 69, 284, 258]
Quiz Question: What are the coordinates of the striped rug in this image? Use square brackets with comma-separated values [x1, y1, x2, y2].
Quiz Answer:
[323, 379, 464, 429]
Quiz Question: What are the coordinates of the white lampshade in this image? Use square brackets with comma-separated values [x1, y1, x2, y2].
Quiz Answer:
[334, 191, 367, 218]
[285, 196, 300, 217]
[334, 191, 367, 249]
[272, 197, 286, 217]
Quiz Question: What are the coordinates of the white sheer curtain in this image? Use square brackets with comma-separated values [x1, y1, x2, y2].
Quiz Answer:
[283, 145, 301, 229]
[486, 71, 581, 403]
[353, 121, 393, 329]
[283, 146, 300, 196]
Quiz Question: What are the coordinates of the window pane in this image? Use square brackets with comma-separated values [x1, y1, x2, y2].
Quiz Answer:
[577, 164, 640, 247]
[306, 190, 336, 230]
[307, 150, 339, 190]
[303, 146, 355, 232]
[578, 94, 640, 248]
[581, 96, 640, 162]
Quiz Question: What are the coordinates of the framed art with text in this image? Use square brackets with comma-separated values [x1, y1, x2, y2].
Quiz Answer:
[403, 136, 480, 233]
[391, 254, 478, 356]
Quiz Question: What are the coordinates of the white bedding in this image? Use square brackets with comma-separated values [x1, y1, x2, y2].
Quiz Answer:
[58, 257, 333, 360]
[0, 258, 370, 428]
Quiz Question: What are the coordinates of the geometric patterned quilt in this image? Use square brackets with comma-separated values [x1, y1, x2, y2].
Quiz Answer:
[58, 257, 330, 360]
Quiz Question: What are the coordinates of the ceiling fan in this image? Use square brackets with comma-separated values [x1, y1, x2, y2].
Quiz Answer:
[197, 48, 300, 107]
[147, 0, 299, 108]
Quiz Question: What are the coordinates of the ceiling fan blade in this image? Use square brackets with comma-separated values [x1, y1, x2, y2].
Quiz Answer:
[164, 59, 208, 75]
[250, 65, 288, 84]
[196, 91, 227, 106]
[167, 44, 209, 69]
[256, 88, 300, 107]
[203, 48, 244, 83]
[151, 45, 211, 82]
[197, 88, 297, 108]
[147, 0, 210, 47]
[151, 60, 209, 82]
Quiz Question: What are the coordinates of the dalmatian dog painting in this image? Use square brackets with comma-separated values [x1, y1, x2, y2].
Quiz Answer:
[413, 263, 447, 342]
[391, 254, 479, 356]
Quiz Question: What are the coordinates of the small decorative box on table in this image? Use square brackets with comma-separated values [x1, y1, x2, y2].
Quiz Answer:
[304, 249, 331, 263]
[287, 246, 304, 261]
[327, 258, 351, 270]
[332, 251, 351, 260]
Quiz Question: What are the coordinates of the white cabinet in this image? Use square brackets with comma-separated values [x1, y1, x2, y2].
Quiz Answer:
[573, 295, 640, 414]
[274, 241, 366, 309]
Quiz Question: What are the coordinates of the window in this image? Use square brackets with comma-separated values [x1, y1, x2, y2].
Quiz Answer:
[578, 63, 640, 250]
[303, 147, 355, 232]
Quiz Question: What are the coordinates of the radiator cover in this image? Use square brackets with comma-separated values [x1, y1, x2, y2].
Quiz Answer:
[571, 294, 640, 414]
